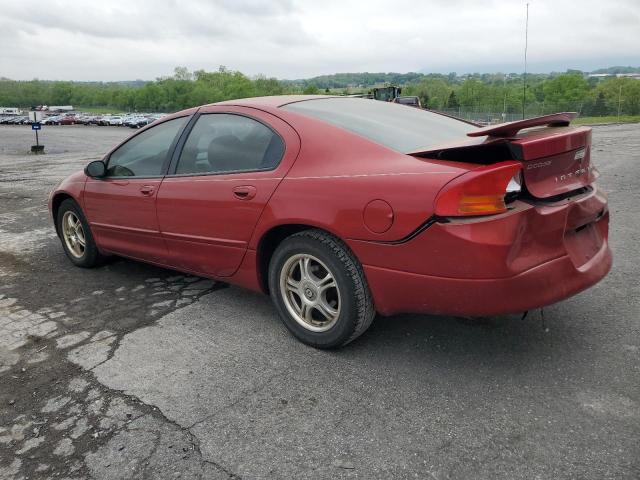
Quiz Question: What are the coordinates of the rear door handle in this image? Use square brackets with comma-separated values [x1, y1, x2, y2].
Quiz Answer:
[233, 185, 257, 200]
[140, 185, 155, 196]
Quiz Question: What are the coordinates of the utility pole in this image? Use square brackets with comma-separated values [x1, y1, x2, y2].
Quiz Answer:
[617, 84, 623, 123]
[503, 74, 508, 121]
[522, 3, 529, 119]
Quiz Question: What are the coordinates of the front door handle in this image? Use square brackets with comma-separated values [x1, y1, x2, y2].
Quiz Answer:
[233, 185, 257, 200]
[140, 185, 155, 196]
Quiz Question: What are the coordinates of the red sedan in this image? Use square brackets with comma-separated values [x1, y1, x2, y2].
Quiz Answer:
[58, 114, 79, 125]
[49, 96, 611, 348]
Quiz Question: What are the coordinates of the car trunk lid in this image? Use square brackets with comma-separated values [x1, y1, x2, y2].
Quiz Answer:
[510, 125, 597, 198]
[409, 113, 598, 199]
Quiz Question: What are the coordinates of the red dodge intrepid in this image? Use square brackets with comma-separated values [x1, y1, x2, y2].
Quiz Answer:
[49, 96, 612, 348]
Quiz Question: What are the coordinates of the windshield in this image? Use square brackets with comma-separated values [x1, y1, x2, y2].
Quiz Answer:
[282, 97, 476, 152]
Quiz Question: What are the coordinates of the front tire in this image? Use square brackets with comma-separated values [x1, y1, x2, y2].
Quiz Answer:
[56, 199, 104, 268]
[269, 229, 375, 349]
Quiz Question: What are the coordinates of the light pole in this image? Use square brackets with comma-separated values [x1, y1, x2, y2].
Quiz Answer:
[522, 3, 529, 119]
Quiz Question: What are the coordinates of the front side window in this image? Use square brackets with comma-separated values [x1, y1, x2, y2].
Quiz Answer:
[106, 116, 188, 177]
[176, 114, 284, 175]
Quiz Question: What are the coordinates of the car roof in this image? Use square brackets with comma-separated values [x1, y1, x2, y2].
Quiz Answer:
[208, 95, 341, 108]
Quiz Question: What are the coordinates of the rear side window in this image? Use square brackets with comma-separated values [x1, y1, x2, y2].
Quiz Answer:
[283, 97, 476, 152]
[176, 114, 284, 175]
[106, 116, 188, 177]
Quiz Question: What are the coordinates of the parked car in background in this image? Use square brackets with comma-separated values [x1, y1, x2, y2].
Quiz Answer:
[58, 114, 79, 125]
[123, 116, 144, 128]
[49, 96, 611, 349]
[42, 115, 62, 125]
[0, 111, 169, 127]
[127, 116, 155, 128]
[392, 96, 422, 108]
[7, 115, 28, 125]
[98, 116, 113, 126]
[76, 115, 92, 125]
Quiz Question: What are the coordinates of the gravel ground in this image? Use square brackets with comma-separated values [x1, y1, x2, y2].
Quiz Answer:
[0, 123, 638, 479]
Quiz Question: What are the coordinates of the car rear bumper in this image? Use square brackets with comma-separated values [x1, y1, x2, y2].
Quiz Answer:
[363, 239, 611, 316]
[348, 186, 611, 317]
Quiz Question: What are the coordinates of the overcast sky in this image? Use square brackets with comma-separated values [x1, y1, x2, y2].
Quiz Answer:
[1, 0, 638, 81]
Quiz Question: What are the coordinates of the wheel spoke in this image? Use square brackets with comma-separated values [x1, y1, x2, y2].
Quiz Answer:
[76, 232, 86, 247]
[300, 303, 312, 322]
[298, 257, 312, 280]
[285, 277, 299, 292]
[296, 258, 304, 280]
[316, 298, 338, 320]
[67, 214, 76, 230]
[316, 274, 336, 293]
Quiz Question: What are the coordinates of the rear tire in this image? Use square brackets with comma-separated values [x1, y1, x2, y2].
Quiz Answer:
[269, 229, 375, 349]
[56, 199, 104, 268]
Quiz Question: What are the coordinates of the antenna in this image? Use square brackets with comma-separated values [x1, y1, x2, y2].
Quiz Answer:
[522, 3, 529, 119]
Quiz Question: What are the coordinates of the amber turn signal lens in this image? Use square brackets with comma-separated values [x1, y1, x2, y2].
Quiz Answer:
[434, 162, 522, 217]
[458, 194, 508, 214]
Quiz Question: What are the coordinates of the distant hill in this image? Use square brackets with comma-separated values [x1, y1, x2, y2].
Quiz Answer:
[281, 66, 639, 89]
[282, 72, 425, 89]
[62, 80, 149, 88]
[3, 67, 638, 88]
[590, 66, 640, 75]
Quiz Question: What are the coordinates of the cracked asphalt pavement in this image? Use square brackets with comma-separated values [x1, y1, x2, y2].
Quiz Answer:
[0, 124, 639, 479]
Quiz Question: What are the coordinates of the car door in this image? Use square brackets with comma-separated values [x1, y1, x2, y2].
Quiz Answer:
[156, 106, 300, 277]
[83, 115, 190, 263]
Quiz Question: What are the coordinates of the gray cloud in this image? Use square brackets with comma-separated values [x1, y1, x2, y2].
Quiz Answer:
[0, 0, 638, 81]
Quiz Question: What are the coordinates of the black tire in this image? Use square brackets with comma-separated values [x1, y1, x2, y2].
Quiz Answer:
[268, 229, 376, 349]
[56, 199, 104, 268]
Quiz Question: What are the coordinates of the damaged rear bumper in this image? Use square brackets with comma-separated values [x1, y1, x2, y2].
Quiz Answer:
[348, 185, 612, 317]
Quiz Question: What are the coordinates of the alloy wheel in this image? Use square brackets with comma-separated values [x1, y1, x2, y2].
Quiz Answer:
[61, 211, 86, 259]
[279, 253, 341, 332]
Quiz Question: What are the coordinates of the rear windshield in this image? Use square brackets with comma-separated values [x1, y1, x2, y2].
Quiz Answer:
[282, 97, 476, 152]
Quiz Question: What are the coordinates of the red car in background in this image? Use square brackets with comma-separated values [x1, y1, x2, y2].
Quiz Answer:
[49, 96, 611, 348]
[58, 114, 79, 125]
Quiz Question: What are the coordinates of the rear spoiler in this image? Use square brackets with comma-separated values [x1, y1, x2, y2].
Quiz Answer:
[407, 112, 580, 160]
[466, 112, 578, 138]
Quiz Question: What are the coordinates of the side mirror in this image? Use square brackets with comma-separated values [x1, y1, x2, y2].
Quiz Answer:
[85, 160, 106, 178]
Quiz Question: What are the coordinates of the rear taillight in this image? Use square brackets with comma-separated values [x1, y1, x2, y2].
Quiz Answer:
[434, 162, 522, 216]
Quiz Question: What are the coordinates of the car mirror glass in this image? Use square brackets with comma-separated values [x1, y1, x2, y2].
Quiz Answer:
[85, 160, 106, 178]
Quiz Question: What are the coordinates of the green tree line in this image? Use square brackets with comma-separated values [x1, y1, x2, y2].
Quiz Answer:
[0, 66, 288, 113]
[1, 66, 639, 116]
[402, 73, 640, 116]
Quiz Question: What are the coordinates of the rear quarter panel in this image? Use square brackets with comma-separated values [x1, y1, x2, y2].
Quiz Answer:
[249, 109, 471, 247]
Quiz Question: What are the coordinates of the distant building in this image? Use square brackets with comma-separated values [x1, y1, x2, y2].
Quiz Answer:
[588, 73, 640, 80]
[43, 105, 74, 112]
[0, 107, 22, 115]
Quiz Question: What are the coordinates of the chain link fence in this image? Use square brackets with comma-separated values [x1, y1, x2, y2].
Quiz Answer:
[436, 100, 637, 125]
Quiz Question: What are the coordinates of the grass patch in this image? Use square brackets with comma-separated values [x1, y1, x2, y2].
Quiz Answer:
[574, 115, 640, 125]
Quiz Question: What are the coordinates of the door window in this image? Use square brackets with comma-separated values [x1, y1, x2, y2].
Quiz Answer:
[106, 116, 188, 177]
[176, 114, 284, 175]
